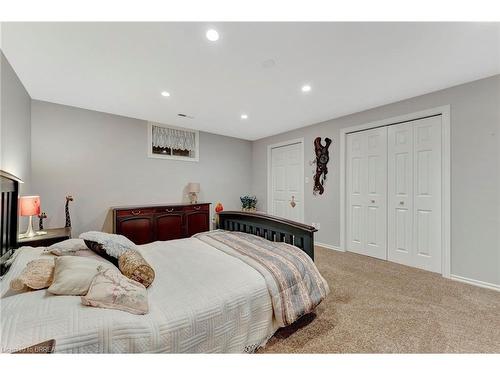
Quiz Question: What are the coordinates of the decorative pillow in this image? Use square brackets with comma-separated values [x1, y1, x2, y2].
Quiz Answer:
[118, 250, 155, 288]
[81, 267, 149, 315]
[79, 231, 137, 259]
[48, 256, 118, 296]
[1, 248, 51, 298]
[44, 239, 88, 256]
[9, 258, 55, 291]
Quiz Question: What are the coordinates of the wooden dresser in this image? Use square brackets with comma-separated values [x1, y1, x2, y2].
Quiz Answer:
[112, 203, 211, 245]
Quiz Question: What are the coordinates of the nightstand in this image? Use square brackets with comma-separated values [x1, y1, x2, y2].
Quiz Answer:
[18, 227, 71, 248]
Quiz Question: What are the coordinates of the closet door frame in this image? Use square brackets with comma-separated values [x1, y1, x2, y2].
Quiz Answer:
[339, 105, 451, 278]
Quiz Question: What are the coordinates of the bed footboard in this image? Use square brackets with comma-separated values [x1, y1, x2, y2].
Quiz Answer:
[216, 211, 317, 260]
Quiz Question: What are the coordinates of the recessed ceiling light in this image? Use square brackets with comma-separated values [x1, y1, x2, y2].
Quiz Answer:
[240, 114, 248, 120]
[206, 29, 219, 42]
[301, 84, 312, 93]
[161, 91, 170, 97]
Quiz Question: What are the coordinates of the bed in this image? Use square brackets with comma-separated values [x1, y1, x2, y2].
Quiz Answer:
[0, 171, 327, 353]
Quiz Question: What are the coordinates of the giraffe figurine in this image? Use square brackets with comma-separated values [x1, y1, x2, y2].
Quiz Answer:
[65, 195, 73, 228]
[38, 212, 47, 230]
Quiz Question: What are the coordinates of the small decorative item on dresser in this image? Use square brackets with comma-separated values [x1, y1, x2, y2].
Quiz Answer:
[214, 202, 224, 228]
[240, 195, 257, 212]
[65, 195, 74, 228]
[188, 183, 200, 204]
[38, 212, 47, 230]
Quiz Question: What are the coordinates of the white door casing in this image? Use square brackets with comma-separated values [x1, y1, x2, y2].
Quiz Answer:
[346, 127, 387, 260]
[267, 140, 304, 223]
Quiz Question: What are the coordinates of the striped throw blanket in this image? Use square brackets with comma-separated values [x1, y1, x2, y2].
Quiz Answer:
[194, 230, 329, 327]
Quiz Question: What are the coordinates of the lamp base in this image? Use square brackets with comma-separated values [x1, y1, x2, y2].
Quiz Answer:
[21, 216, 36, 238]
[189, 192, 198, 204]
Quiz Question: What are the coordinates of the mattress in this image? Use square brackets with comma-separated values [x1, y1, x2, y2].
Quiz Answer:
[0, 238, 278, 353]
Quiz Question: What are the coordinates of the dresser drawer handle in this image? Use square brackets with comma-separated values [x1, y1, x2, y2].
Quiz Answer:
[194, 206, 201, 210]
[165, 208, 174, 212]
[131, 210, 142, 215]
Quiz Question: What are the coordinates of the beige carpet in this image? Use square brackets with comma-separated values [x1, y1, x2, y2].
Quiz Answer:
[258, 246, 500, 353]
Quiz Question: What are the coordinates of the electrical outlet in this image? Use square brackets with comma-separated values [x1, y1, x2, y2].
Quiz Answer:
[316, 222, 321, 230]
[305, 177, 309, 184]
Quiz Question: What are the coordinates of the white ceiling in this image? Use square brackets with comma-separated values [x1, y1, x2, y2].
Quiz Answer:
[2, 22, 499, 140]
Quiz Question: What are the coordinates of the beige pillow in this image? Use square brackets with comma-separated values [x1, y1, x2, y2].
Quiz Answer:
[9, 258, 55, 292]
[81, 267, 148, 315]
[48, 256, 117, 296]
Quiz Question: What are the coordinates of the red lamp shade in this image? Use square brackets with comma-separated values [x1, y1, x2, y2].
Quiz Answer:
[19, 196, 41, 216]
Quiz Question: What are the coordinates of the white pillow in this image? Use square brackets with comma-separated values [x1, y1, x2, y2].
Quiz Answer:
[47, 256, 118, 296]
[44, 239, 88, 256]
[79, 231, 138, 258]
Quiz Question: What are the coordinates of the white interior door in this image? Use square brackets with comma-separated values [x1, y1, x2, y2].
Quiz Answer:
[270, 142, 304, 222]
[346, 127, 387, 259]
[388, 116, 442, 273]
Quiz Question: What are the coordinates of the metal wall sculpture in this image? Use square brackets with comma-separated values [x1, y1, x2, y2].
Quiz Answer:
[312, 137, 332, 195]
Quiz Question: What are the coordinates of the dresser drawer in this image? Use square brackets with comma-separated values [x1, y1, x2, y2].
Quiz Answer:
[155, 206, 183, 214]
[183, 204, 209, 212]
[115, 208, 155, 217]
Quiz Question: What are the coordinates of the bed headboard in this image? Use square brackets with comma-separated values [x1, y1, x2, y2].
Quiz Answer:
[217, 211, 317, 260]
[1, 170, 21, 276]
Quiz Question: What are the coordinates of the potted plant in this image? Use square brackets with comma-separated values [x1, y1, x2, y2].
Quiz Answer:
[240, 195, 257, 212]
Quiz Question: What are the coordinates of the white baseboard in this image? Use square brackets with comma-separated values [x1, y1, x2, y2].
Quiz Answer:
[315, 242, 344, 252]
[450, 274, 500, 292]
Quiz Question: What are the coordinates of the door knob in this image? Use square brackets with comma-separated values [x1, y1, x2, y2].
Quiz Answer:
[290, 196, 296, 208]
[399, 201, 404, 205]
[370, 200, 375, 204]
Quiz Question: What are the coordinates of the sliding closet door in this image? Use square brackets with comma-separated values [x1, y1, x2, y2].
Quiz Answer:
[388, 116, 442, 273]
[346, 127, 387, 260]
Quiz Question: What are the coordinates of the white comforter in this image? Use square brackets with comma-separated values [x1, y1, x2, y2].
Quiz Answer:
[0, 238, 278, 353]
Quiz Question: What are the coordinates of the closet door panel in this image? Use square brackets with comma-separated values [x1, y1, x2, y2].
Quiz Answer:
[413, 116, 442, 272]
[346, 133, 366, 254]
[364, 127, 387, 259]
[346, 128, 387, 260]
[388, 122, 414, 266]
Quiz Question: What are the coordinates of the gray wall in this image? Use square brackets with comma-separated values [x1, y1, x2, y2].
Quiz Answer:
[1, 51, 32, 231]
[0, 51, 31, 193]
[252, 75, 500, 285]
[31, 100, 253, 236]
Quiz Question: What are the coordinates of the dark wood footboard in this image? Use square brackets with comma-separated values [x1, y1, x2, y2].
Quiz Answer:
[216, 211, 317, 260]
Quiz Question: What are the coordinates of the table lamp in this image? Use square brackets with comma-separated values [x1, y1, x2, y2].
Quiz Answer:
[188, 183, 200, 204]
[20, 195, 41, 238]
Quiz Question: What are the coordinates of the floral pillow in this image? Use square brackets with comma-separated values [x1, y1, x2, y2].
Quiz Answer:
[81, 267, 149, 315]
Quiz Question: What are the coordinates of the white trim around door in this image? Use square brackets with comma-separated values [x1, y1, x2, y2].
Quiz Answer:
[267, 138, 305, 223]
[339, 105, 451, 278]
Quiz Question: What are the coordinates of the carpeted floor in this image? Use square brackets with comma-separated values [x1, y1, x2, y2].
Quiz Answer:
[258, 246, 500, 353]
